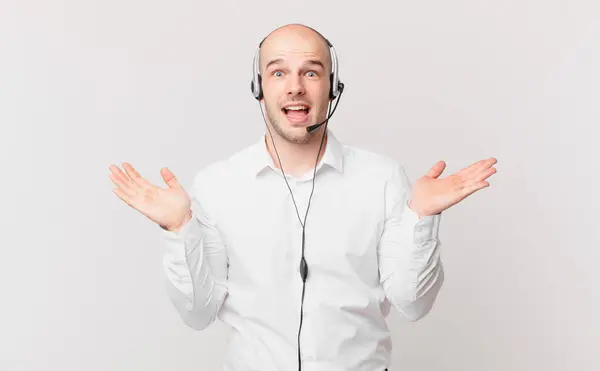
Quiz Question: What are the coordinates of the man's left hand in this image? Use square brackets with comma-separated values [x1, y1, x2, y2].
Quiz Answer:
[408, 158, 497, 218]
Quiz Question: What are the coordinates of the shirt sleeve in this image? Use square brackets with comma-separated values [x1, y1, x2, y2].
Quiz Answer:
[377, 161, 445, 321]
[160, 171, 229, 330]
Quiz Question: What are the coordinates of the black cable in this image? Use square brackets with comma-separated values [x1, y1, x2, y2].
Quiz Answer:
[258, 90, 343, 371]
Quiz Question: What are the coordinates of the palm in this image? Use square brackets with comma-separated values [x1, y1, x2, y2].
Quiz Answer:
[128, 185, 189, 225]
[109, 163, 191, 230]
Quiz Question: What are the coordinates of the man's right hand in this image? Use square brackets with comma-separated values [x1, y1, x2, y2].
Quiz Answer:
[109, 163, 192, 232]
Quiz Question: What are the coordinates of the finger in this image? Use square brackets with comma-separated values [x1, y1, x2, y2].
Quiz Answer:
[460, 166, 496, 187]
[161, 167, 183, 189]
[462, 167, 495, 189]
[461, 157, 497, 177]
[474, 166, 497, 182]
[109, 172, 136, 198]
[476, 157, 497, 172]
[473, 158, 497, 174]
[460, 160, 486, 176]
[123, 163, 153, 189]
[460, 181, 489, 198]
[426, 161, 446, 179]
[109, 164, 138, 192]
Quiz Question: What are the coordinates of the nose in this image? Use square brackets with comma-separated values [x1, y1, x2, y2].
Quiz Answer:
[286, 74, 305, 97]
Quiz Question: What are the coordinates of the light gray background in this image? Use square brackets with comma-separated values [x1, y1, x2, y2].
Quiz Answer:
[1, 0, 598, 370]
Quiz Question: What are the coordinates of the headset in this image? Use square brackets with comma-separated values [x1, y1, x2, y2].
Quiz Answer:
[251, 36, 344, 102]
[250, 30, 346, 371]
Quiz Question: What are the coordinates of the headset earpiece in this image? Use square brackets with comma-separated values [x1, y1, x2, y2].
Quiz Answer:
[250, 47, 263, 100]
[329, 77, 344, 100]
[251, 74, 263, 101]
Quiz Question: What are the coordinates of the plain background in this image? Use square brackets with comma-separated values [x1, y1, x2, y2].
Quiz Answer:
[1, 0, 598, 370]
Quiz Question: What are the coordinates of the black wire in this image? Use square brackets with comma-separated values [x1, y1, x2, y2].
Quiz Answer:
[258, 91, 342, 371]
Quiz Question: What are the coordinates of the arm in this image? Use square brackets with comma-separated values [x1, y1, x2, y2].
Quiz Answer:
[378, 162, 444, 321]
[161, 173, 228, 330]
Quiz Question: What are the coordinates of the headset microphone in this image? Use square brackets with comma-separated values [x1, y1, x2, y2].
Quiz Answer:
[306, 82, 345, 133]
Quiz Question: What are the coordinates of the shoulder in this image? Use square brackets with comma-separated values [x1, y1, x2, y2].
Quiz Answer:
[185, 143, 257, 215]
[340, 142, 407, 181]
[193, 138, 261, 191]
[193, 146, 254, 186]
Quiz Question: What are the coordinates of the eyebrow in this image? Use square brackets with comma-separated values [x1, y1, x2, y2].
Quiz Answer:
[264, 58, 326, 71]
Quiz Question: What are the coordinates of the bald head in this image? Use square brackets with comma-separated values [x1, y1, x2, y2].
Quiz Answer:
[259, 24, 331, 48]
[258, 24, 332, 75]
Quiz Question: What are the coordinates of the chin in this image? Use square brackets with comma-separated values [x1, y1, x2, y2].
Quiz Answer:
[273, 122, 311, 143]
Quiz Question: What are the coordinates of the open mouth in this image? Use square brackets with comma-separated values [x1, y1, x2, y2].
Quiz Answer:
[282, 105, 310, 124]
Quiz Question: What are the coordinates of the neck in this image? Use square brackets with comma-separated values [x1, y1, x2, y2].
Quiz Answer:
[265, 127, 328, 178]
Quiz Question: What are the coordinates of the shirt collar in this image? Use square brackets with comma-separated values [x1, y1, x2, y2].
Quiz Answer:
[248, 128, 344, 178]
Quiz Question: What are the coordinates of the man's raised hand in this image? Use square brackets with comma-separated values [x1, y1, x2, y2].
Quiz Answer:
[109, 163, 191, 232]
[408, 158, 497, 218]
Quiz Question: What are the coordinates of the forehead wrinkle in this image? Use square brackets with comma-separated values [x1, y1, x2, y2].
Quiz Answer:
[261, 50, 329, 74]
[258, 27, 331, 74]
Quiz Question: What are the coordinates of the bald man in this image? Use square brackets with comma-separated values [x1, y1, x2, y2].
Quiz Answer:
[110, 23, 497, 371]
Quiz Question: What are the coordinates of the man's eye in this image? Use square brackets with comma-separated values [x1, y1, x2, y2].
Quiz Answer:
[306, 71, 316, 77]
[273, 71, 283, 77]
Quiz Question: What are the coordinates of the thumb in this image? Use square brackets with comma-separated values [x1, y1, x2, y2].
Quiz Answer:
[426, 161, 446, 179]
[160, 167, 182, 189]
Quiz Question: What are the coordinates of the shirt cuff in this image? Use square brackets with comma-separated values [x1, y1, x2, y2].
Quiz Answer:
[403, 200, 441, 243]
[161, 210, 202, 259]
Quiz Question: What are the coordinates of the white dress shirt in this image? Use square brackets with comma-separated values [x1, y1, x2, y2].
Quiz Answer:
[161, 129, 444, 371]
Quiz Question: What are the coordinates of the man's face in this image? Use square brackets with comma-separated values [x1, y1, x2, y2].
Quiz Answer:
[259, 31, 331, 144]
